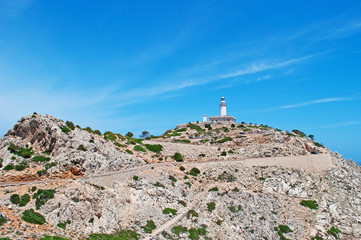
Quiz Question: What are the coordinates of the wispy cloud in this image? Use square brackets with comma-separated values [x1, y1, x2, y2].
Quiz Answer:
[280, 97, 357, 109]
[319, 21, 361, 40]
[319, 121, 361, 128]
[241, 96, 359, 114]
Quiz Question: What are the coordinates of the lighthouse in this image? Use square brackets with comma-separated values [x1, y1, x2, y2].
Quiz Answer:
[219, 96, 227, 117]
[208, 96, 236, 123]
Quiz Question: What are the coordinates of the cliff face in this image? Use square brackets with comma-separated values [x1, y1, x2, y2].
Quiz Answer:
[0, 114, 360, 240]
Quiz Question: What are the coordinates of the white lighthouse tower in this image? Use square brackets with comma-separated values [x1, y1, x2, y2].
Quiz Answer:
[219, 96, 227, 117]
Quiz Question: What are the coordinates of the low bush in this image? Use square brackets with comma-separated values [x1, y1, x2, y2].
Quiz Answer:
[19, 194, 31, 206]
[125, 149, 133, 154]
[8, 143, 33, 158]
[188, 167, 200, 176]
[169, 175, 177, 182]
[65, 121, 75, 130]
[114, 142, 125, 148]
[0, 158, 3, 168]
[33, 189, 56, 209]
[172, 225, 188, 236]
[327, 226, 341, 239]
[33, 156, 51, 163]
[10, 194, 20, 205]
[134, 145, 146, 152]
[145, 144, 163, 153]
[77, 145, 87, 151]
[104, 131, 117, 141]
[221, 151, 227, 156]
[86, 229, 139, 240]
[40, 236, 71, 240]
[275, 224, 293, 240]
[188, 227, 207, 240]
[153, 182, 165, 188]
[173, 152, 184, 162]
[142, 220, 156, 234]
[178, 200, 187, 207]
[37, 169, 47, 176]
[209, 187, 218, 192]
[4, 164, 15, 171]
[218, 171, 236, 182]
[57, 222, 67, 229]
[163, 208, 177, 215]
[21, 209, 46, 225]
[207, 202, 216, 212]
[300, 200, 318, 209]
[15, 161, 28, 171]
[94, 130, 102, 135]
[60, 126, 71, 134]
[228, 205, 242, 213]
[0, 216, 6, 226]
[186, 210, 199, 219]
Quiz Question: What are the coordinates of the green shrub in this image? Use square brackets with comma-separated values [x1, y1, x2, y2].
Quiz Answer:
[198, 153, 206, 157]
[169, 175, 177, 182]
[163, 208, 177, 215]
[44, 162, 57, 170]
[216, 137, 233, 143]
[125, 149, 133, 155]
[216, 220, 222, 225]
[258, 177, 266, 181]
[178, 200, 187, 207]
[185, 182, 192, 187]
[172, 225, 188, 236]
[19, 194, 30, 206]
[33, 189, 55, 209]
[33, 156, 51, 163]
[134, 145, 146, 152]
[40, 236, 71, 240]
[186, 210, 198, 219]
[232, 187, 240, 192]
[83, 127, 94, 133]
[21, 209, 46, 224]
[173, 152, 183, 162]
[218, 171, 236, 182]
[126, 132, 134, 138]
[0, 158, 3, 168]
[77, 145, 87, 151]
[179, 166, 185, 171]
[311, 236, 324, 240]
[37, 169, 47, 176]
[15, 161, 28, 171]
[94, 130, 102, 135]
[209, 187, 218, 192]
[142, 220, 156, 233]
[276, 224, 293, 240]
[228, 205, 242, 213]
[60, 126, 71, 134]
[10, 194, 20, 204]
[300, 200, 318, 209]
[57, 222, 66, 229]
[145, 144, 163, 153]
[114, 142, 125, 148]
[221, 151, 227, 156]
[153, 182, 165, 188]
[188, 167, 200, 176]
[65, 121, 75, 130]
[327, 226, 341, 239]
[104, 131, 117, 141]
[86, 229, 139, 240]
[0, 216, 6, 226]
[207, 202, 216, 212]
[8, 143, 33, 158]
[3, 164, 15, 171]
[314, 142, 324, 148]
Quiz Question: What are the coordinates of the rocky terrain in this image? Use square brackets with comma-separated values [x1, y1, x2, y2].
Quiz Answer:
[0, 114, 360, 239]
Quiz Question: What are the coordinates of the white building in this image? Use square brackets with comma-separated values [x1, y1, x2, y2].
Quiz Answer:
[208, 97, 236, 123]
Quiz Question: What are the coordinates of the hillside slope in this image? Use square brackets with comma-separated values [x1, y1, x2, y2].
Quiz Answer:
[0, 114, 360, 240]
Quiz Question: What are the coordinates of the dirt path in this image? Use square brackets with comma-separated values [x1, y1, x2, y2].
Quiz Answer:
[0, 154, 333, 188]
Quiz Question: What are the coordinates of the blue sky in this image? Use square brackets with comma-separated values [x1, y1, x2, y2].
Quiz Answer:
[0, 0, 360, 164]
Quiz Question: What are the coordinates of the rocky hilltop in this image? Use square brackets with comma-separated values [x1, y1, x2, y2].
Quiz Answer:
[0, 114, 360, 240]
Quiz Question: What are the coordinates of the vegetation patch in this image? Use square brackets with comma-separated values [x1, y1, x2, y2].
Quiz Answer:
[300, 200, 318, 209]
[125, 149, 133, 155]
[15, 161, 28, 171]
[218, 171, 236, 182]
[186, 209, 199, 219]
[153, 182, 165, 188]
[188, 226, 207, 240]
[60, 126, 71, 134]
[33, 155, 51, 163]
[163, 208, 177, 215]
[65, 121, 75, 130]
[19, 194, 31, 206]
[172, 225, 188, 236]
[178, 200, 187, 207]
[0, 216, 7, 226]
[86, 229, 139, 240]
[169, 175, 177, 182]
[104, 131, 117, 141]
[209, 187, 219, 192]
[133, 145, 146, 152]
[77, 144, 87, 151]
[327, 226, 341, 239]
[207, 202, 216, 212]
[21, 209, 46, 225]
[8, 143, 33, 158]
[173, 152, 184, 162]
[3, 163, 14, 171]
[275, 225, 293, 240]
[142, 220, 156, 234]
[228, 205, 242, 213]
[188, 167, 200, 176]
[40, 236, 71, 240]
[144, 144, 163, 153]
[33, 189, 55, 209]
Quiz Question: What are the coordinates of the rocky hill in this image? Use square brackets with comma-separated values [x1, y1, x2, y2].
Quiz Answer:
[0, 114, 360, 240]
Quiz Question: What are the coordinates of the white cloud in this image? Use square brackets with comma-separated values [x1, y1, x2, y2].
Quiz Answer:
[319, 121, 361, 128]
[280, 97, 357, 109]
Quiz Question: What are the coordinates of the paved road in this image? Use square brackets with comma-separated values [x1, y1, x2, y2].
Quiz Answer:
[0, 153, 333, 188]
